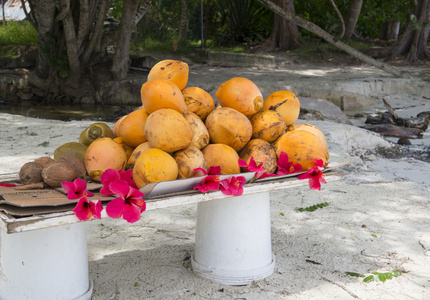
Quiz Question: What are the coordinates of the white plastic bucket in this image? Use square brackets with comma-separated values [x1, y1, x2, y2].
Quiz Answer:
[0, 222, 92, 300]
[192, 192, 275, 285]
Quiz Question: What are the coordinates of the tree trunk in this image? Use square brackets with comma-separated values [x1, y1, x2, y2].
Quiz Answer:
[391, 0, 430, 62]
[32, 0, 56, 79]
[178, 0, 188, 45]
[251, 0, 299, 53]
[257, 0, 405, 78]
[59, 0, 80, 88]
[111, 0, 141, 81]
[343, 0, 363, 40]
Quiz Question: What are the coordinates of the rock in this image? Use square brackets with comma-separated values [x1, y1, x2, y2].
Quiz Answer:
[299, 97, 352, 124]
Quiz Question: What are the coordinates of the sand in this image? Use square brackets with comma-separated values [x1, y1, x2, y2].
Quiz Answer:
[1, 64, 429, 299]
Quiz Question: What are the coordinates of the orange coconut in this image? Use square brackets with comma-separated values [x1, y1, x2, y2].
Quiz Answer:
[273, 130, 329, 171]
[173, 145, 208, 179]
[182, 86, 215, 120]
[84, 137, 128, 181]
[140, 79, 188, 114]
[202, 143, 240, 175]
[205, 107, 252, 152]
[117, 108, 149, 148]
[147, 59, 189, 90]
[215, 77, 263, 117]
[183, 111, 210, 149]
[145, 108, 194, 152]
[249, 110, 287, 143]
[262, 91, 300, 126]
[239, 139, 277, 174]
[113, 115, 127, 137]
[132, 148, 179, 189]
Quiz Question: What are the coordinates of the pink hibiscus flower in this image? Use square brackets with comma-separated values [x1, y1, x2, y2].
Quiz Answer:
[100, 169, 137, 195]
[193, 166, 221, 193]
[62, 178, 94, 200]
[238, 157, 275, 182]
[298, 159, 327, 190]
[219, 176, 246, 196]
[72, 196, 102, 221]
[105, 180, 146, 223]
[276, 152, 302, 175]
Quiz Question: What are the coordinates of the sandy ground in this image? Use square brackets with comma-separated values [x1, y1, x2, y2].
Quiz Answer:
[1, 65, 430, 299]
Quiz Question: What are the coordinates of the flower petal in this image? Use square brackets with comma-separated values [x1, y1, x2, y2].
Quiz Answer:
[193, 168, 208, 175]
[122, 203, 143, 223]
[72, 197, 91, 221]
[208, 166, 221, 175]
[100, 169, 120, 195]
[106, 197, 126, 219]
[108, 180, 130, 199]
[90, 200, 103, 219]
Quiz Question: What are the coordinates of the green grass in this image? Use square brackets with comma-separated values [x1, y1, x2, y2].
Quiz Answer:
[0, 21, 38, 45]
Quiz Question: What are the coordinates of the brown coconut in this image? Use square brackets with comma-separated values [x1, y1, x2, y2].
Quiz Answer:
[182, 86, 215, 120]
[183, 111, 210, 149]
[19, 162, 44, 184]
[249, 110, 287, 143]
[239, 139, 277, 174]
[205, 107, 252, 152]
[145, 108, 194, 153]
[262, 91, 300, 126]
[132, 148, 179, 189]
[215, 77, 263, 117]
[57, 154, 86, 179]
[202, 143, 240, 175]
[273, 130, 329, 171]
[41, 162, 80, 187]
[173, 145, 208, 179]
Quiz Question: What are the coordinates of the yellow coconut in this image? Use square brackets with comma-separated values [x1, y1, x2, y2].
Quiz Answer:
[262, 90, 300, 126]
[239, 139, 277, 174]
[145, 108, 194, 152]
[273, 130, 329, 171]
[215, 77, 263, 117]
[183, 111, 210, 149]
[140, 79, 188, 114]
[147, 60, 189, 90]
[202, 143, 240, 175]
[84, 137, 128, 182]
[126, 142, 153, 170]
[113, 137, 134, 160]
[173, 145, 208, 179]
[249, 110, 287, 143]
[205, 107, 252, 152]
[132, 148, 179, 189]
[182, 86, 215, 120]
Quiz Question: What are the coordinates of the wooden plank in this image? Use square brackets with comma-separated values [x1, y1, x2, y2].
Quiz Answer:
[1, 172, 342, 234]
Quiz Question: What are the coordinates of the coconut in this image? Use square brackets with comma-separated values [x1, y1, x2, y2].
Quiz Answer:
[249, 110, 286, 143]
[145, 108, 194, 152]
[132, 148, 179, 189]
[173, 145, 208, 179]
[215, 77, 263, 117]
[205, 107, 252, 152]
[140, 79, 188, 114]
[147, 60, 189, 90]
[273, 130, 329, 171]
[202, 143, 240, 175]
[262, 90, 300, 126]
[41, 162, 80, 187]
[239, 139, 278, 174]
[183, 111, 210, 149]
[182, 86, 215, 120]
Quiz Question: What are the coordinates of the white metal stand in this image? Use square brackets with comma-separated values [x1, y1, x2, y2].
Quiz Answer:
[192, 192, 276, 285]
[0, 223, 93, 300]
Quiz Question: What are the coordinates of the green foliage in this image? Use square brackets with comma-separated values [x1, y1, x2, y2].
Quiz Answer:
[294, 0, 417, 39]
[295, 202, 330, 212]
[346, 270, 400, 283]
[0, 21, 38, 45]
[212, 0, 272, 46]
